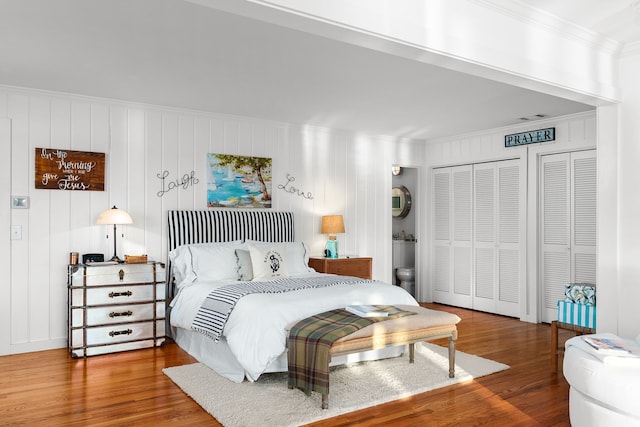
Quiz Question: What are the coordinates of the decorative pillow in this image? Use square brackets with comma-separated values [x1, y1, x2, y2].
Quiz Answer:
[169, 240, 242, 287]
[248, 243, 289, 281]
[564, 283, 596, 306]
[235, 249, 253, 281]
[245, 240, 313, 275]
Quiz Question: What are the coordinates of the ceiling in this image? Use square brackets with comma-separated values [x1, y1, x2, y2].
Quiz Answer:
[0, 0, 636, 141]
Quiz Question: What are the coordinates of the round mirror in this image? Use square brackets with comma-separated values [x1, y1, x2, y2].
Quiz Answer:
[392, 186, 412, 218]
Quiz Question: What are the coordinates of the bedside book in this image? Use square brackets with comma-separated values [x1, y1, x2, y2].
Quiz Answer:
[582, 336, 640, 357]
[346, 305, 390, 318]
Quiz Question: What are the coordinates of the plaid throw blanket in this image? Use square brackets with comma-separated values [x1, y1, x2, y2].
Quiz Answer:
[191, 275, 371, 342]
[287, 306, 416, 397]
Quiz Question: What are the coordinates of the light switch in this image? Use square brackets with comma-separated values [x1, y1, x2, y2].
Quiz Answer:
[11, 225, 22, 240]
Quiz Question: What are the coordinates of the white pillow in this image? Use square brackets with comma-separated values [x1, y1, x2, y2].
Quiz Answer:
[169, 246, 196, 286]
[248, 243, 289, 281]
[285, 241, 313, 275]
[169, 240, 242, 287]
[245, 240, 313, 275]
[191, 245, 242, 282]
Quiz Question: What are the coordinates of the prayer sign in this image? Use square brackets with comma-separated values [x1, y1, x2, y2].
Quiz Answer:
[505, 127, 555, 147]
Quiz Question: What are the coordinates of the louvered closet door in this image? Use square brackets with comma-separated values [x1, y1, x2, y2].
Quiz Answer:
[496, 160, 522, 317]
[571, 151, 597, 288]
[473, 160, 522, 317]
[432, 165, 473, 308]
[540, 150, 597, 323]
[473, 163, 496, 313]
[541, 153, 570, 323]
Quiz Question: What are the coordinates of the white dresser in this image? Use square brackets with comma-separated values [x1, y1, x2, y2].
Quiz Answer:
[67, 262, 166, 357]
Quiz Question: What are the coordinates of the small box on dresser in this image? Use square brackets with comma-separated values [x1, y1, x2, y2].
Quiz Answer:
[67, 262, 166, 357]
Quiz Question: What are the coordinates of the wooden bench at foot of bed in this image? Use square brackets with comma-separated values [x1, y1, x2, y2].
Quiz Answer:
[322, 305, 461, 409]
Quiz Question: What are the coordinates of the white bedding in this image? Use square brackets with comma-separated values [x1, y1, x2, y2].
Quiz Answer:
[170, 272, 419, 382]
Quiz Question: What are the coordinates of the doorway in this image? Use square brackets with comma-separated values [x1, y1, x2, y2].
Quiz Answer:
[392, 166, 417, 297]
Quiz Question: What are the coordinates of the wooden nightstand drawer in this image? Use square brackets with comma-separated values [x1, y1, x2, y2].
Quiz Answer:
[308, 257, 372, 280]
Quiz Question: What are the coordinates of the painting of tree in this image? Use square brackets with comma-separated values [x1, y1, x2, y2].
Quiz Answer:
[207, 153, 272, 208]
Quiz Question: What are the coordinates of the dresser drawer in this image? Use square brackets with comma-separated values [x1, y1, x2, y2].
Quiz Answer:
[70, 283, 165, 306]
[70, 301, 164, 328]
[72, 338, 166, 357]
[69, 319, 165, 348]
[69, 263, 165, 287]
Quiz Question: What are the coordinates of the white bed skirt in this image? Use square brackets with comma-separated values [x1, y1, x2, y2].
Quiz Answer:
[174, 327, 406, 383]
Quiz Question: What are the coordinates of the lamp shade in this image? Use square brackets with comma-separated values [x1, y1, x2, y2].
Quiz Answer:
[96, 206, 133, 225]
[321, 215, 345, 235]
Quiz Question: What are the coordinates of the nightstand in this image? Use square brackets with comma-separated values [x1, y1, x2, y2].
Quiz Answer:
[308, 256, 372, 280]
[67, 262, 166, 357]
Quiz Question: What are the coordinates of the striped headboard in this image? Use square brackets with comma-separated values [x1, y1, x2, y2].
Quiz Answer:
[166, 210, 295, 300]
[167, 210, 294, 251]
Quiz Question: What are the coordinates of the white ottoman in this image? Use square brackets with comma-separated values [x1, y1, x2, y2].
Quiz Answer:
[563, 333, 640, 426]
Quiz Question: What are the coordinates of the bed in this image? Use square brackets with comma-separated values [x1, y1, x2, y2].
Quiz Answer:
[166, 210, 419, 383]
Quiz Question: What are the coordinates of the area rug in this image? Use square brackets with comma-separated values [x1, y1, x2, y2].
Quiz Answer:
[163, 343, 509, 427]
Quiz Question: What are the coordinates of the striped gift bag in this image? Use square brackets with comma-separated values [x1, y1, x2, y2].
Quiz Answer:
[557, 300, 596, 329]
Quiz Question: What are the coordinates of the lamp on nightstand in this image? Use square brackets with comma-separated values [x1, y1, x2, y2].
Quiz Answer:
[97, 206, 133, 263]
[321, 215, 345, 259]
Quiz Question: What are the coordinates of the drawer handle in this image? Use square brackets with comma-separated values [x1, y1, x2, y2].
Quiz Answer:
[119, 269, 125, 281]
[109, 329, 133, 337]
[108, 291, 133, 298]
[109, 310, 133, 318]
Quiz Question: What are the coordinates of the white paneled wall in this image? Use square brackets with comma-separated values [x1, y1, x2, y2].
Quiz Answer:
[0, 86, 421, 354]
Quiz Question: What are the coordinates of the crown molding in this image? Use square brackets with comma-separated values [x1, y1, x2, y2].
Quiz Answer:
[621, 40, 640, 57]
[472, 0, 623, 56]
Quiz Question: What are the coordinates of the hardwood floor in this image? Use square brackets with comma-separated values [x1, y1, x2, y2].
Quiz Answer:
[0, 304, 577, 426]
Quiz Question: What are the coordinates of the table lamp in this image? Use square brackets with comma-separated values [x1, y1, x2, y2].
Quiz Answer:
[97, 205, 133, 263]
[321, 215, 345, 259]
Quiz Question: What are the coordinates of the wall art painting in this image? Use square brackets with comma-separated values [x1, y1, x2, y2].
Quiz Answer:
[207, 153, 272, 208]
[35, 147, 105, 191]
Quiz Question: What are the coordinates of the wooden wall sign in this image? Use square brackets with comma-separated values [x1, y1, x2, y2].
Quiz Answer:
[35, 148, 105, 191]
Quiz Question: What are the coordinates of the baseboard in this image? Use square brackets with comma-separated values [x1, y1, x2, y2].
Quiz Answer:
[6, 338, 67, 355]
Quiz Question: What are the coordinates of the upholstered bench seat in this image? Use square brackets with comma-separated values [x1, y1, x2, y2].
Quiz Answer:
[321, 305, 461, 409]
[331, 305, 458, 353]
